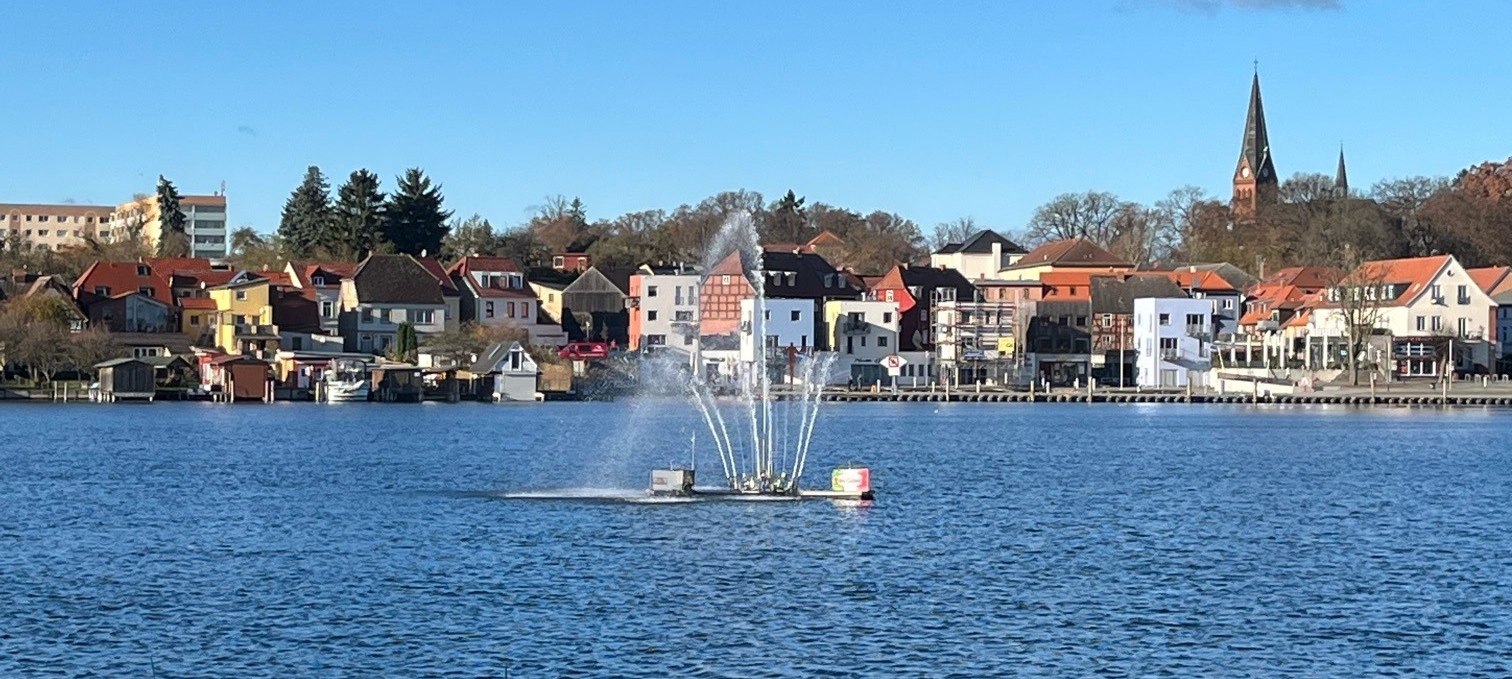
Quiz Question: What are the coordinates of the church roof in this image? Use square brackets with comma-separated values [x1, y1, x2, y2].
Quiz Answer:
[1237, 72, 1277, 184]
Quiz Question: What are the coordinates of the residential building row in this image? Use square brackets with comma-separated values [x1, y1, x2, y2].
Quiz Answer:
[3, 189, 229, 258]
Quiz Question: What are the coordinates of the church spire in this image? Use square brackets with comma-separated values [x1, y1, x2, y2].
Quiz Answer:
[1232, 70, 1278, 219]
[1334, 144, 1349, 197]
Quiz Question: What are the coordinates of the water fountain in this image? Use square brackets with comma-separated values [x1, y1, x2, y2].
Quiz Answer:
[649, 214, 874, 500]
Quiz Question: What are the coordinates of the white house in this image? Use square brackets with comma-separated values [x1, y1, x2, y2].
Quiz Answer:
[1308, 255, 1497, 378]
[1133, 297, 1212, 389]
[928, 229, 1026, 281]
[738, 297, 816, 363]
[823, 299, 900, 386]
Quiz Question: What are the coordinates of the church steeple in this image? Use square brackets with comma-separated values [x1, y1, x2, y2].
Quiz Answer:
[1232, 69, 1278, 219]
[1334, 144, 1349, 197]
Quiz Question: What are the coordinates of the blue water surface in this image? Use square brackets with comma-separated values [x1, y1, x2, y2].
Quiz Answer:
[0, 401, 1509, 677]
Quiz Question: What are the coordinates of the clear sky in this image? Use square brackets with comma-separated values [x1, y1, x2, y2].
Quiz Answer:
[2, 1, 1508, 238]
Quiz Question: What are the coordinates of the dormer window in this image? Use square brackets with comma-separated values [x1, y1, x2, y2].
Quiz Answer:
[136, 264, 150, 276]
[785, 272, 796, 286]
[138, 287, 153, 297]
[312, 275, 326, 286]
[94, 286, 110, 296]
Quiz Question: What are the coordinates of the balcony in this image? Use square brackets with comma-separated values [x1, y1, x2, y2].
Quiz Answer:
[234, 323, 280, 339]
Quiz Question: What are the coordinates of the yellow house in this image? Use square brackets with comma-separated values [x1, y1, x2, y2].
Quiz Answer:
[180, 298, 218, 342]
[208, 278, 278, 357]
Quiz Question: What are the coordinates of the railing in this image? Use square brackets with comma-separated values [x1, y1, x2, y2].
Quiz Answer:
[235, 323, 278, 336]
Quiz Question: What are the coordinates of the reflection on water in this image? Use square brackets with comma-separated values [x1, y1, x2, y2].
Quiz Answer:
[1, 401, 1509, 676]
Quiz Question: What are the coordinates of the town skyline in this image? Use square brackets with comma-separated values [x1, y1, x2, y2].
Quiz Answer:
[2, 2, 1509, 236]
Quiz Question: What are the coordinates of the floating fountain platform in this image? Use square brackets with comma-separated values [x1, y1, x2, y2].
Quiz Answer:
[648, 466, 874, 501]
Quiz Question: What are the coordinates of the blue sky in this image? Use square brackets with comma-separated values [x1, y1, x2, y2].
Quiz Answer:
[2, 1, 1507, 238]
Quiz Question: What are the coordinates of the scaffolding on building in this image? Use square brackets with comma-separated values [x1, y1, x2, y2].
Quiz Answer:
[931, 287, 1029, 387]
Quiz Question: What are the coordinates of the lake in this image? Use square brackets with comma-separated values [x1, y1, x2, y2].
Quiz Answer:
[1, 402, 1509, 676]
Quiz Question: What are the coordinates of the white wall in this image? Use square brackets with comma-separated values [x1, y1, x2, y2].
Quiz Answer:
[1133, 297, 1211, 388]
[636, 272, 699, 349]
[739, 298, 815, 362]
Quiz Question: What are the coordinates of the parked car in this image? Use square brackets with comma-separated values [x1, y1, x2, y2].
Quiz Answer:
[558, 341, 610, 361]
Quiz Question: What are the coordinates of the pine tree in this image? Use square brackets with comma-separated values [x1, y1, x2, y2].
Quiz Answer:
[332, 169, 387, 260]
[380, 168, 452, 257]
[277, 166, 334, 255]
[155, 175, 189, 258]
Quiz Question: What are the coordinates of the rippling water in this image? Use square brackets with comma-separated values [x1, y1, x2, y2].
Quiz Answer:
[1, 402, 1509, 676]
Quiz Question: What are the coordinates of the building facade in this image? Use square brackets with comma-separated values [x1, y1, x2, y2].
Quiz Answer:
[0, 203, 116, 252]
[1133, 297, 1213, 389]
[107, 193, 229, 258]
[628, 265, 700, 352]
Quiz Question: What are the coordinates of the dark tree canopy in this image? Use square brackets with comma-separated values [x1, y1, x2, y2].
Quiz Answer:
[277, 166, 334, 255]
[154, 175, 189, 258]
[380, 168, 452, 257]
[332, 169, 386, 259]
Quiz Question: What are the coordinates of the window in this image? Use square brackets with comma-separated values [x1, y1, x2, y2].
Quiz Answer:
[790, 310, 801, 322]
[1458, 318, 1469, 336]
[94, 286, 110, 296]
[800, 335, 808, 347]
[138, 287, 153, 297]
[1222, 298, 1234, 310]
[553, 256, 566, 268]
[312, 275, 326, 286]
[136, 264, 150, 276]
[37, 230, 48, 237]
[721, 275, 731, 286]
[1185, 314, 1203, 326]
[860, 336, 867, 347]
[1416, 315, 1425, 331]
[647, 310, 658, 321]
[1458, 285, 1470, 304]
[1430, 284, 1442, 300]
[321, 300, 335, 318]
[1075, 316, 1086, 327]
[1101, 313, 1113, 328]
[361, 309, 375, 323]
[507, 302, 516, 318]
[190, 315, 200, 326]
[235, 290, 247, 301]
[647, 334, 666, 346]
[1158, 313, 1170, 326]
[1431, 316, 1442, 332]
[1159, 337, 1178, 350]
[878, 336, 889, 348]
[674, 287, 683, 305]
[763, 310, 770, 320]
[413, 309, 435, 324]
[883, 312, 892, 324]
[37, 215, 48, 222]
[485, 301, 495, 318]
[674, 310, 693, 322]
[647, 285, 658, 297]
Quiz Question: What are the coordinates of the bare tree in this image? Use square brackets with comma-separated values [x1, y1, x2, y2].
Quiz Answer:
[1023, 191, 1126, 246]
[931, 217, 980, 251]
[1323, 244, 1391, 385]
[1372, 176, 1451, 257]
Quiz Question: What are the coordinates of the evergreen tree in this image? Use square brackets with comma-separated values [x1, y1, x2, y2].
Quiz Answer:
[764, 189, 809, 244]
[442, 213, 500, 260]
[277, 166, 334, 255]
[332, 169, 387, 260]
[391, 322, 418, 362]
[380, 168, 452, 257]
[155, 175, 189, 258]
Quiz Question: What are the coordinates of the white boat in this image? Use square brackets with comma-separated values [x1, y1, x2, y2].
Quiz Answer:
[322, 358, 371, 403]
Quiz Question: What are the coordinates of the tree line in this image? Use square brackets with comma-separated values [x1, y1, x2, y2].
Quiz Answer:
[1015, 157, 1512, 272]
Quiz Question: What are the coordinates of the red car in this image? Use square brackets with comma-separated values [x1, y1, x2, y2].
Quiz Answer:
[558, 341, 610, 361]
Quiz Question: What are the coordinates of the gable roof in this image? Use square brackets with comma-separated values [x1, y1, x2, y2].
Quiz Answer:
[1466, 266, 1512, 295]
[349, 254, 445, 305]
[72, 261, 175, 306]
[958, 229, 1026, 256]
[1350, 255, 1453, 307]
[447, 256, 524, 277]
[293, 262, 357, 288]
[1254, 266, 1337, 293]
[1006, 238, 1131, 270]
[1163, 268, 1241, 293]
[1090, 275, 1188, 314]
[709, 248, 862, 300]
[413, 256, 458, 295]
[1185, 262, 1259, 291]
[592, 266, 635, 295]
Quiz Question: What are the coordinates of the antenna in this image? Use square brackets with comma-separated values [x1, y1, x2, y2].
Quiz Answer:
[219, 180, 227, 196]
